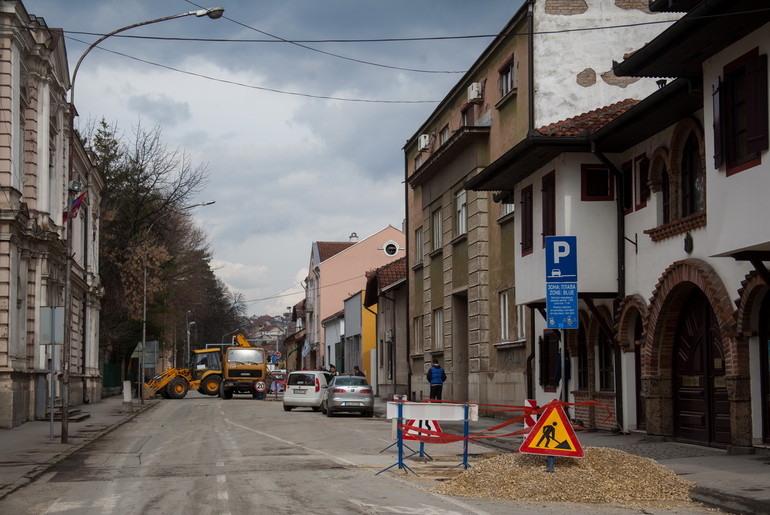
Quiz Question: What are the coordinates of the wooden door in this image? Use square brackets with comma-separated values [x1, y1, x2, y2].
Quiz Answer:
[673, 290, 730, 445]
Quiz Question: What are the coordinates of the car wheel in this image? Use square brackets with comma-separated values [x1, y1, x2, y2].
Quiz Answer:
[283, 405, 292, 412]
[311, 406, 321, 412]
[363, 410, 374, 417]
[321, 402, 327, 414]
[326, 407, 334, 417]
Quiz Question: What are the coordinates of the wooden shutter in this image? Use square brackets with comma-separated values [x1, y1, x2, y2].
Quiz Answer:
[746, 53, 768, 155]
[712, 77, 724, 168]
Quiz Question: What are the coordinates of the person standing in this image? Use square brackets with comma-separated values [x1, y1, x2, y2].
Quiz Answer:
[426, 359, 447, 400]
[353, 366, 365, 377]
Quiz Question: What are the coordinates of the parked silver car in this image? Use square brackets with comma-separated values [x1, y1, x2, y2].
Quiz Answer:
[321, 375, 375, 417]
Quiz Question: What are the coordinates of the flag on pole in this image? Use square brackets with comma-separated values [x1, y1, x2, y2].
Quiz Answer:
[62, 190, 87, 223]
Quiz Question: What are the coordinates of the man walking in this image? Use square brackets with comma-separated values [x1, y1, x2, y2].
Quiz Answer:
[426, 359, 447, 400]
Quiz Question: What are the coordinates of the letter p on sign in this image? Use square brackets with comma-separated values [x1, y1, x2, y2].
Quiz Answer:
[553, 241, 570, 263]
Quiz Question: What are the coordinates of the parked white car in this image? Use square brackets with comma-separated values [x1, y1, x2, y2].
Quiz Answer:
[282, 371, 333, 411]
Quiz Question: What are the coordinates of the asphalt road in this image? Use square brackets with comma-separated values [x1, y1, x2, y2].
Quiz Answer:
[0, 397, 718, 514]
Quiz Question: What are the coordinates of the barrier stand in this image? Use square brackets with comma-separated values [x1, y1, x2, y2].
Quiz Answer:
[405, 440, 433, 461]
[450, 403, 472, 470]
[377, 401, 416, 475]
[546, 455, 556, 473]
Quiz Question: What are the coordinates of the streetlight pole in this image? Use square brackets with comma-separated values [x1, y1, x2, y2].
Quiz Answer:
[222, 328, 240, 344]
[62, 7, 224, 443]
[186, 317, 195, 367]
[139, 201, 214, 404]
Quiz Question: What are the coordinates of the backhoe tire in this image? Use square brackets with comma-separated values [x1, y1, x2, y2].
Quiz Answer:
[167, 377, 189, 399]
[160, 387, 171, 399]
[199, 375, 222, 396]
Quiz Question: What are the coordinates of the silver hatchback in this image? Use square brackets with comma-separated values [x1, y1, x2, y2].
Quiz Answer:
[321, 375, 375, 417]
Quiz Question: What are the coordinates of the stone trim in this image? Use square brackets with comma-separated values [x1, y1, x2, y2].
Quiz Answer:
[616, 294, 649, 352]
[644, 210, 706, 242]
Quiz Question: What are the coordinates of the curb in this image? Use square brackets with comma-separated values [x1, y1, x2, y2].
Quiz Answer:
[0, 400, 159, 502]
[690, 487, 770, 515]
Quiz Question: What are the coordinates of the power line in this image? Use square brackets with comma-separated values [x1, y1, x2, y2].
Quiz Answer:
[65, 35, 441, 104]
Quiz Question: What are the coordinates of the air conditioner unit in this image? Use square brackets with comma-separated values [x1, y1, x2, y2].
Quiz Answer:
[418, 134, 430, 151]
[467, 82, 483, 102]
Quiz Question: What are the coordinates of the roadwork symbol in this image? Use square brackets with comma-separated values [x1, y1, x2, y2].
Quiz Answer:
[519, 402, 584, 457]
[403, 419, 443, 441]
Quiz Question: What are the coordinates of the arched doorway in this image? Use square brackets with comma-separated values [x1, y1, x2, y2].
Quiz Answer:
[759, 294, 770, 444]
[673, 289, 731, 445]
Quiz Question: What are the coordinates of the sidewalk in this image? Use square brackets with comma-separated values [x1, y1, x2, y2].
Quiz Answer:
[372, 398, 770, 515]
[0, 395, 157, 501]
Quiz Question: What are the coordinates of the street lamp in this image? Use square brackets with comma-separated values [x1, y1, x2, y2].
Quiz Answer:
[61, 8, 224, 441]
[186, 319, 196, 366]
[139, 201, 215, 404]
[222, 328, 240, 344]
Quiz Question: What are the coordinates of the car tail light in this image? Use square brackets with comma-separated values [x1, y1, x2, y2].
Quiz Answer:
[332, 388, 346, 393]
[360, 389, 372, 394]
[315, 377, 320, 392]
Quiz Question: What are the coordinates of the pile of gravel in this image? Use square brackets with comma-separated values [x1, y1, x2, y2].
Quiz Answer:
[431, 447, 695, 505]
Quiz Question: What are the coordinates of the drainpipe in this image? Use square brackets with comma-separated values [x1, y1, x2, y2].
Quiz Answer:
[526, 304, 536, 400]
[591, 144, 625, 431]
[527, 0, 535, 131]
[404, 146, 413, 400]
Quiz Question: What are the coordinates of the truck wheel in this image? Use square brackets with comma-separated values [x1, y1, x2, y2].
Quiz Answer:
[200, 375, 222, 396]
[167, 377, 189, 399]
[219, 387, 233, 400]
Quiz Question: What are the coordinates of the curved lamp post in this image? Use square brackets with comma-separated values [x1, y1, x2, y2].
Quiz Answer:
[139, 201, 215, 404]
[61, 8, 224, 441]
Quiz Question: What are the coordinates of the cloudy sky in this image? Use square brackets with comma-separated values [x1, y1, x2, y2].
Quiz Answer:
[23, 0, 522, 316]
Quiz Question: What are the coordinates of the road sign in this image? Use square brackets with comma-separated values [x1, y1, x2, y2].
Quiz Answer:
[545, 236, 577, 283]
[255, 380, 266, 392]
[546, 282, 579, 329]
[545, 236, 578, 329]
[403, 419, 443, 441]
[519, 402, 583, 457]
[273, 351, 281, 359]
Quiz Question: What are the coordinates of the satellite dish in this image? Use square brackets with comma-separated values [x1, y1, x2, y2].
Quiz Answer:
[383, 240, 400, 257]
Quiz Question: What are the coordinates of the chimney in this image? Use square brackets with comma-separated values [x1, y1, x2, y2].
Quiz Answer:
[349, 232, 358, 242]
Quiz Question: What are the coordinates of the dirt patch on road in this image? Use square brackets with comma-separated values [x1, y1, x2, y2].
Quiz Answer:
[430, 447, 710, 510]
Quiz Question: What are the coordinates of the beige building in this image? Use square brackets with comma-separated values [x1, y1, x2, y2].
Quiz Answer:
[0, 2, 103, 427]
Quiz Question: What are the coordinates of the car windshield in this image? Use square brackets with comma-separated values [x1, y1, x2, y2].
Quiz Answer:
[333, 377, 368, 386]
[227, 347, 264, 364]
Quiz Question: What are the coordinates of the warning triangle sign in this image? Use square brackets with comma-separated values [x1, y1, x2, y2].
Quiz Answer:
[519, 402, 583, 457]
[403, 419, 443, 441]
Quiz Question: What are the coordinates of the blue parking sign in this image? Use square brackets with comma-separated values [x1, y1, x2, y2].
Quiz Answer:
[545, 236, 577, 283]
[545, 236, 578, 329]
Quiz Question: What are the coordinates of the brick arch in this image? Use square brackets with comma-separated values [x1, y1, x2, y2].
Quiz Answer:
[565, 309, 591, 356]
[647, 146, 670, 193]
[616, 294, 649, 353]
[645, 258, 737, 376]
[735, 270, 770, 336]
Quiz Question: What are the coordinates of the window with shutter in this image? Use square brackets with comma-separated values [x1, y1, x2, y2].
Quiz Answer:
[521, 185, 533, 255]
[721, 48, 768, 176]
[541, 172, 555, 247]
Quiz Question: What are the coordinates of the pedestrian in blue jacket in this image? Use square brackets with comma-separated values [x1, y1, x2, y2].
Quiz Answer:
[426, 359, 447, 400]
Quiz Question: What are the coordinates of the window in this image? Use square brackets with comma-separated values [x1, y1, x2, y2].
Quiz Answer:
[661, 166, 671, 225]
[462, 104, 475, 127]
[714, 48, 768, 175]
[539, 331, 560, 392]
[499, 291, 510, 341]
[635, 155, 650, 210]
[541, 172, 555, 247]
[680, 131, 705, 217]
[501, 199, 515, 217]
[439, 125, 450, 145]
[432, 308, 444, 350]
[414, 154, 423, 170]
[414, 227, 423, 265]
[431, 209, 442, 251]
[598, 331, 614, 391]
[455, 189, 467, 236]
[516, 303, 527, 340]
[621, 161, 633, 214]
[520, 185, 533, 255]
[412, 316, 423, 354]
[499, 55, 517, 98]
[581, 164, 614, 201]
